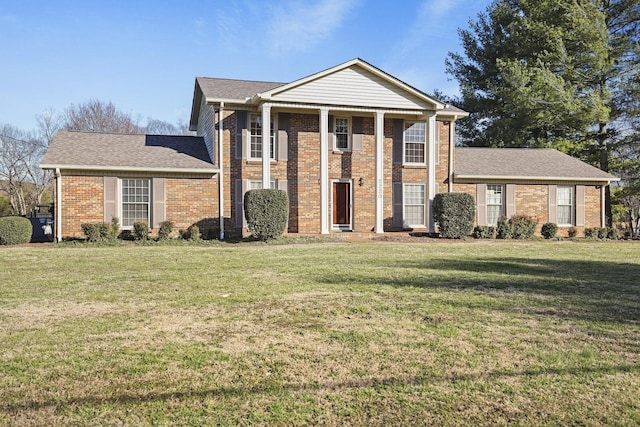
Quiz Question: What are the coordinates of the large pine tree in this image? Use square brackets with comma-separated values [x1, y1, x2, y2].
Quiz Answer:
[447, 0, 639, 225]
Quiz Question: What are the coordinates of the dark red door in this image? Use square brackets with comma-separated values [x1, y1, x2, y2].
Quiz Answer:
[333, 182, 350, 226]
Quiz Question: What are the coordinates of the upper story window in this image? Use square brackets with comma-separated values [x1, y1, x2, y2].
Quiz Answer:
[121, 178, 150, 228]
[404, 121, 426, 164]
[486, 184, 504, 226]
[249, 113, 275, 160]
[334, 117, 350, 150]
[557, 186, 574, 225]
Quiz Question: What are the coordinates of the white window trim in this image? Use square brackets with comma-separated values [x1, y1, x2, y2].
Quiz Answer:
[486, 184, 504, 226]
[119, 178, 151, 229]
[557, 186, 575, 226]
[248, 113, 277, 161]
[403, 121, 427, 165]
[333, 117, 351, 151]
[403, 182, 426, 228]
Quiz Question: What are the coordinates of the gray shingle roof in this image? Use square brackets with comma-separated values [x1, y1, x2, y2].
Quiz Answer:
[196, 77, 285, 101]
[41, 131, 216, 172]
[454, 148, 618, 182]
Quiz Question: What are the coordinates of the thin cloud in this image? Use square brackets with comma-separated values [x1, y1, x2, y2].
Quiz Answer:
[266, 0, 360, 57]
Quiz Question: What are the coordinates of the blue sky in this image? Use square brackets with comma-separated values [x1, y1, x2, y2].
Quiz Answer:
[0, 0, 492, 132]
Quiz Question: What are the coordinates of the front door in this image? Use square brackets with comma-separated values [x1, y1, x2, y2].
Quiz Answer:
[332, 181, 351, 230]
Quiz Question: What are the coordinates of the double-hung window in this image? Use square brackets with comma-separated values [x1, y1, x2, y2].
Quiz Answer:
[248, 179, 276, 190]
[249, 113, 275, 160]
[557, 186, 574, 225]
[486, 184, 504, 226]
[121, 178, 150, 227]
[334, 117, 350, 150]
[404, 121, 426, 164]
[403, 183, 426, 227]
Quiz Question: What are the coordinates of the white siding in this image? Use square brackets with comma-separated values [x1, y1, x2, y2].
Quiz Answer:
[271, 66, 434, 110]
[196, 98, 216, 164]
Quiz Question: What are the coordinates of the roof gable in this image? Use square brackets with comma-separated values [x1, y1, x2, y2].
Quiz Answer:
[260, 58, 443, 110]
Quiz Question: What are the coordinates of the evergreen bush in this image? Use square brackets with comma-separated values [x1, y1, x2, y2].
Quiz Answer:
[541, 222, 558, 239]
[158, 220, 174, 240]
[432, 193, 475, 239]
[244, 189, 289, 241]
[132, 222, 149, 240]
[0, 216, 32, 245]
[472, 225, 496, 239]
[510, 215, 538, 239]
[496, 216, 512, 239]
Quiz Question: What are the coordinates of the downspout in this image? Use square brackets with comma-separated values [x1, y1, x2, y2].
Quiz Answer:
[601, 184, 606, 228]
[218, 102, 225, 240]
[55, 168, 62, 242]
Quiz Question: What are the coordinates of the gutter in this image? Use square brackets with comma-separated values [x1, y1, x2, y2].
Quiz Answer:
[40, 164, 220, 175]
[453, 174, 619, 184]
[55, 168, 62, 243]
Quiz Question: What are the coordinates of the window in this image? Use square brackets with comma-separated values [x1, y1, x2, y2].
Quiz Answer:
[334, 117, 350, 150]
[249, 113, 275, 160]
[557, 186, 574, 225]
[248, 179, 276, 190]
[121, 178, 150, 227]
[404, 121, 426, 164]
[486, 185, 504, 226]
[403, 183, 426, 227]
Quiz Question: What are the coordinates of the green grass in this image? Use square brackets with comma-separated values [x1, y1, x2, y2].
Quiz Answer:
[1, 239, 639, 425]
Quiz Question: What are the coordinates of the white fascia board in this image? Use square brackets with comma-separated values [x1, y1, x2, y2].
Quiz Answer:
[40, 164, 220, 175]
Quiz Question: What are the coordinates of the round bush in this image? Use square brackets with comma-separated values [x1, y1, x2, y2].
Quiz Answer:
[541, 222, 558, 239]
[432, 193, 475, 239]
[0, 216, 33, 245]
[244, 189, 289, 241]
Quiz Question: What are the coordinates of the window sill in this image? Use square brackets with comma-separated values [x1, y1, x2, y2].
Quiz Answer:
[246, 159, 278, 163]
[332, 149, 352, 154]
[402, 164, 427, 169]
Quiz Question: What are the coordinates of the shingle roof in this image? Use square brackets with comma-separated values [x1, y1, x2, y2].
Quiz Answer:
[454, 148, 618, 182]
[196, 77, 285, 101]
[41, 131, 217, 172]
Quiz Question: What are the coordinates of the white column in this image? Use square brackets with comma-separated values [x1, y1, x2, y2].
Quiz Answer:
[375, 111, 384, 233]
[448, 120, 455, 193]
[218, 103, 225, 240]
[320, 108, 329, 234]
[427, 114, 437, 233]
[261, 104, 271, 186]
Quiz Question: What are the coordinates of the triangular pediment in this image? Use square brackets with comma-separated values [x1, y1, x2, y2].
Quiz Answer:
[261, 59, 441, 111]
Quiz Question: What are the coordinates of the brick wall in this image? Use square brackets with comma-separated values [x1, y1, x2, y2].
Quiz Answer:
[59, 173, 218, 239]
[60, 175, 103, 238]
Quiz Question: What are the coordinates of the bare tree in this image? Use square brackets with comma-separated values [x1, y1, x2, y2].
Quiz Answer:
[63, 99, 140, 133]
[0, 125, 46, 215]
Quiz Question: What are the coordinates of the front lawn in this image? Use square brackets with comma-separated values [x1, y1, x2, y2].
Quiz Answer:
[1, 240, 638, 425]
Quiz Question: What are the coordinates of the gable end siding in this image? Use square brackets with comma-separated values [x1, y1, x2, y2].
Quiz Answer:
[270, 67, 434, 110]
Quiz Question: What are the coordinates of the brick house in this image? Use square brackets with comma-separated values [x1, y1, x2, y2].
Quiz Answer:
[41, 58, 617, 240]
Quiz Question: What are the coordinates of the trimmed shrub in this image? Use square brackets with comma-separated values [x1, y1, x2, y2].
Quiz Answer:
[158, 220, 174, 240]
[81, 223, 109, 242]
[567, 226, 577, 238]
[510, 215, 538, 239]
[432, 193, 475, 239]
[584, 227, 599, 239]
[597, 227, 608, 240]
[188, 225, 201, 241]
[109, 217, 120, 239]
[496, 216, 512, 239]
[607, 227, 620, 240]
[244, 189, 289, 241]
[132, 221, 149, 240]
[541, 222, 558, 239]
[0, 216, 33, 245]
[472, 225, 496, 239]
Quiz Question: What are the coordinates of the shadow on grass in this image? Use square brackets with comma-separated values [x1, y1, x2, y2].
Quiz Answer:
[3, 363, 638, 414]
[319, 257, 640, 325]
